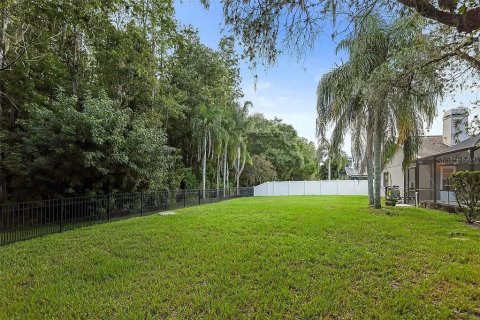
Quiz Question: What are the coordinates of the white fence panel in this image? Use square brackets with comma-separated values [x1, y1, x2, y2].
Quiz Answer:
[320, 181, 337, 195]
[289, 181, 305, 195]
[254, 183, 268, 196]
[354, 180, 369, 195]
[305, 181, 321, 195]
[254, 180, 368, 196]
[337, 180, 356, 195]
[275, 181, 289, 196]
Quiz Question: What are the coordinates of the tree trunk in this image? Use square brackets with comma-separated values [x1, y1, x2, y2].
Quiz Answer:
[208, 130, 212, 158]
[71, 25, 79, 97]
[216, 153, 220, 197]
[236, 146, 240, 195]
[0, 7, 7, 71]
[373, 112, 382, 209]
[202, 134, 206, 199]
[237, 148, 246, 196]
[226, 160, 229, 195]
[0, 6, 8, 201]
[223, 143, 227, 197]
[328, 159, 331, 180]
[366, 129, 374, 206]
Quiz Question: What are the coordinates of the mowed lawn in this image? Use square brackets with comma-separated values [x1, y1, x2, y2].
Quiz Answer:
[1, 197, 480, 319]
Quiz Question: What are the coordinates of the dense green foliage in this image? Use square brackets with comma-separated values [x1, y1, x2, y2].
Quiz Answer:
[2, 93, 177, 199]
[0, 1, 316, 201]
[245, 114, 319, 183]
[316, 140, 349, 180]
[317, 158, 348, 180]
[240, 154, 277, 186]
[1, 196, 480, 318]
[451, 170, 480, 223]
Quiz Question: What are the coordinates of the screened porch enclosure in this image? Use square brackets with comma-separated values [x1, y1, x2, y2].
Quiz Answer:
[407, 136, 480, 205]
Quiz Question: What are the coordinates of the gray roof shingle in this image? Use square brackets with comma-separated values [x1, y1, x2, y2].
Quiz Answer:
[432, 135, 480, 156]
[345, 166, 367, 178]
[417, 136, 449, 159]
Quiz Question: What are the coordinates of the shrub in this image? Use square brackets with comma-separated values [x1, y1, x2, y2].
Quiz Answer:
[241, 155, 277, 186]
[450, 171, 480, 224]
[3, 93, 178, 200]
[385, 199, 397, 207]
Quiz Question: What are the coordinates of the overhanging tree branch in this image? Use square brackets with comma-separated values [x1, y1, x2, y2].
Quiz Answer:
[396, 0, 480, 33]
[456, 50, 480, 70]
[420, 36, 480, 70]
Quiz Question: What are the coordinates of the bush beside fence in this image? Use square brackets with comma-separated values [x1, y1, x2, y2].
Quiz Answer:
[0, 187, 253, 246]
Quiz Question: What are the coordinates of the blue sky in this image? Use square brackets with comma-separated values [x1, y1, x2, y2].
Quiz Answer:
[175, 1, 479, 153]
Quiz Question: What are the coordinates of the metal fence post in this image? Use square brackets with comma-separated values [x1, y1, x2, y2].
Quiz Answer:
[12, 203, 15, 243]
[0, 208, 3, 246]
[60, 198, 64, 232]
[198, 190, 201, 205]
[140, 192, 144, 216]
[183, 190, 186, 208]
[0, 207, 3, 246]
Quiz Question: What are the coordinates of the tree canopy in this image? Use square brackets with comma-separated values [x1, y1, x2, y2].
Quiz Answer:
[208, 0, 479, 73]
[0, 0, 320, 201]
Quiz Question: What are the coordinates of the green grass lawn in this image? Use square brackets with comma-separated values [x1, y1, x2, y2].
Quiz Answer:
[1, 196, 480, 319]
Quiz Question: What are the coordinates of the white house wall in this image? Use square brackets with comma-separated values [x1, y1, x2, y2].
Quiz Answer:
[381, 148, 405, 190]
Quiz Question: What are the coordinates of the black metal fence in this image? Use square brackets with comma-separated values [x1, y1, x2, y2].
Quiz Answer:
[0, 187, 253, 246]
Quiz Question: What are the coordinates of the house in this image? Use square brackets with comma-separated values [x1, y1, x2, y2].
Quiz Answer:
[345, 158, 368, 180]
[382, 108, 480, 204]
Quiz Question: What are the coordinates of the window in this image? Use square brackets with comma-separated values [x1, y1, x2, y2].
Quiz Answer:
[383, 172, 391, 187]
[409, 168, 415, 189]
[440, 166, 456, 190]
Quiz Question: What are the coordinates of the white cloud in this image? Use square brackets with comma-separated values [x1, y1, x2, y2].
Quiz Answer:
[255, 81, 273, 91]
[242, 80, 318, 144]
[428, 88, 480, 135]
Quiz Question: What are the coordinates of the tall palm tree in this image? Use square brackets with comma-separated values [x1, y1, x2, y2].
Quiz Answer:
[213, 106, 232, 197]
[317, 15, 441, 208]
[317, 24, 382, 205]
[230, 101, 252, 195]
[317, 139, 350, 180]
[316, 139, 336, 180]
[192, 104, 222, 199]
[213, 127, 226, 197]
[316, 139, 331, 180]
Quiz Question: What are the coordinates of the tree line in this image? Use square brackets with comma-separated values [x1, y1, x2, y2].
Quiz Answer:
[0, 0, 319, 202]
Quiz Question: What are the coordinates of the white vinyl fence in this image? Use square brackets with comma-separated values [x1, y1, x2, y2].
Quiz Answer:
[254, 180, 369, 196]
